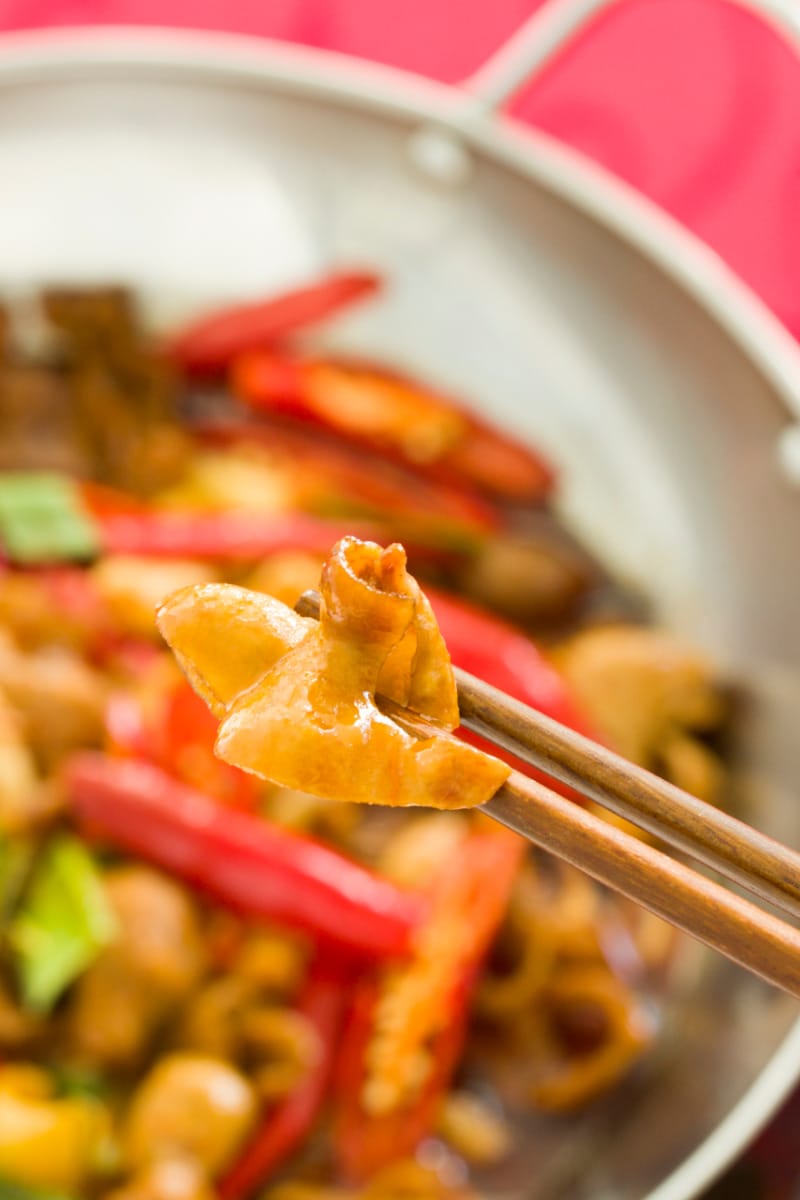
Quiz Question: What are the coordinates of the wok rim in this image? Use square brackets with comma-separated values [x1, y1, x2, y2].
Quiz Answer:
[0, 25, 798, 1200]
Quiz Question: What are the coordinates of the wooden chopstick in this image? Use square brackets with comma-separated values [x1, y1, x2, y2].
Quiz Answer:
[295, 589, 800, 999]
[487, 769, 800, 1000]
[455, 668, 800, 922]
[390, 700, 800, 1000]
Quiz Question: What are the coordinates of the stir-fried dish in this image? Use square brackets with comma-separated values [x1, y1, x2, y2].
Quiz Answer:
[0, 275, 727, 1200]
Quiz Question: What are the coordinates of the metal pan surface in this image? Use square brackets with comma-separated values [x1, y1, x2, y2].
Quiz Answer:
[0, 20, 799, 1200]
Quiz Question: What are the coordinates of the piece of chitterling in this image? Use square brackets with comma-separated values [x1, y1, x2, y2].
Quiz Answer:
[157, 537, 509, 809]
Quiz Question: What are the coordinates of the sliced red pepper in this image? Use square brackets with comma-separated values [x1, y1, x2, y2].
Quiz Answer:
[79, 481, 148, 518]
[333, 831, 524, 1181]
[106, 679, 258, 810]
[428, 586, 595, 728]
[160, 680, 259, 808]
[105, 690, 151, 759]
[220, 955, 348, 1200]
[193, 419, 499, 543]
[66, 753, 424, 960]
[166, 272, 381, 374]
[335, 976, 470, 1184]
[94, 510, 381, 560]
[231, 351, 554, 502]
[439, 416, 556, 503]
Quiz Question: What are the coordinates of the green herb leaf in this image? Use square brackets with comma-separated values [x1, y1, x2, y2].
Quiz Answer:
[10, 836, 116, 1013]
[0, 473, 99, 565]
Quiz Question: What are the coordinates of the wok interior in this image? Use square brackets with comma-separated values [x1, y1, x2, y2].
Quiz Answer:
[0, 54, 799, 1199]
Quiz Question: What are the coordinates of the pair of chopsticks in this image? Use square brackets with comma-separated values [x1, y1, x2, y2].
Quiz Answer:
[296, 590, 800, 1000]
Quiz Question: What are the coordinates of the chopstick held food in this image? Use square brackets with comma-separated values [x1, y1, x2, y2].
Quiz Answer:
[159, 536, 800, 1003]
[157, 537, 510, 809]
[0, 276, 755, 1200]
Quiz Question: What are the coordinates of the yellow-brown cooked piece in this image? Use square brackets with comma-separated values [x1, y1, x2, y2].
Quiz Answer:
[158, 537, 509, 809]
[120, 1053, 257, 1176]
[65, 867, 206, 1069]
[556, 625, 725, 803]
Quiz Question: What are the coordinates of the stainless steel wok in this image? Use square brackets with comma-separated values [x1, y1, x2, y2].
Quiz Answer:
[0, 1, 799, 1195]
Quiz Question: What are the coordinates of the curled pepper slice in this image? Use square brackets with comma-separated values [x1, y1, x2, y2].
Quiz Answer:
[232, 352, 555, 502]
[334, 829, 525, 1181]
[67, 753, 422, 961]
[158, 538, 509, 810]
[166, 271, 381, 374]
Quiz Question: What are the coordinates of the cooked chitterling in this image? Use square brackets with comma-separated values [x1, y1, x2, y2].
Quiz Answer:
[158, 538, 509, 808]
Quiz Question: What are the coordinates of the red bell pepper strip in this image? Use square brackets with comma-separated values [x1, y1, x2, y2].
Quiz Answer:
[106, 680, 258, 810]
[333, 831, 524, 1181]
[428, 588, 596, 736]
[105, 691, 151, 760]
[220, 956, 348, 1200]
[166, 272, 381, 374]
[231, 351, 555, 502]
[193, 418, 499, 542]
[66, 753, 424, 960]
[334, 976, 470, 1184]
[79, 481, 147, 518]
[160, 680, 259, 808]
[94, 510, 381, 560]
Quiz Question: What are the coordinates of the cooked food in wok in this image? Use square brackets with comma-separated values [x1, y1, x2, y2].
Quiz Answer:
[0, 275, 726, 1200]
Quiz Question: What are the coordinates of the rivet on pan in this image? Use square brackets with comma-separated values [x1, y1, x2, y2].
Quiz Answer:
[407, 126, 474, 187]
[777, 425, 800, 486]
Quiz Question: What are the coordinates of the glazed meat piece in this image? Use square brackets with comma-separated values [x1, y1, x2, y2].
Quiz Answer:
[158, 538, 510, 809]
[0, 635, 107, 772]
[43, 286, 136, 347]
[69, 359, 187, 495]
[556, 625, 725, 802]
[65, 867, 205, 1069]
[44, 286, 172, 425]
[457, 531, 591, 625]
[43, 286, 186, 494]
[0, 982, 42, 1052]
[0, 363, 88, 474]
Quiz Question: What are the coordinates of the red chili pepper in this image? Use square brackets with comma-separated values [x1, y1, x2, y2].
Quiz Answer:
[106, 680, 258, 810]
[231, 351, 554, 502]
[105, 691, 151, 759]
[333, 831, 524, 1181]
[66, 753, 424, 960]
[334, 977, 470, 1184]
[79, 481, 148, 518]
[193, 419, 499, 544]
[220, 956, 348, 1200]
[161, 680, 258, 808]
[94, 510, 381, 560]
[166, 272, 381, 374]
[428, 588, 595, 735]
